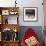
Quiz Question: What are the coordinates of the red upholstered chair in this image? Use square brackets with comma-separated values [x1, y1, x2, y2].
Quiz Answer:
[21, 28, 41, 46]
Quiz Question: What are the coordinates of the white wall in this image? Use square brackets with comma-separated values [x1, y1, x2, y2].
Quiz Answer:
[0, 0, 44, 26]
[18, 0, 44, 26]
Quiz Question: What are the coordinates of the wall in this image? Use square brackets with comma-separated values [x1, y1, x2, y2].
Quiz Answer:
[18, 0, 44, 26]
[0, 0, 44, 26]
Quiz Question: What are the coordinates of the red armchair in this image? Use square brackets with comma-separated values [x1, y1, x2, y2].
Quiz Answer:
[21, 28, 41, 46]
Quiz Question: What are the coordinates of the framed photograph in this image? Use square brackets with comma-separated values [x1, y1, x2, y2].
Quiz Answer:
[2, 10, 9, 15]
[9, 10, 18, 15]
[23, 7, 38, 21]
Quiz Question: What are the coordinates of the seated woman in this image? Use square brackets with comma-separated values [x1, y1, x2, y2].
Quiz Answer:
[21, 28, 41, 46]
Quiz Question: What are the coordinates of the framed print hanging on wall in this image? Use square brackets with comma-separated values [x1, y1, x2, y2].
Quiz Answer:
[23, 7, 38, 22]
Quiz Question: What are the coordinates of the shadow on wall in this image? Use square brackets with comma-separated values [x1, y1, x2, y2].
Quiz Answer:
[18, 26, 43, 44]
